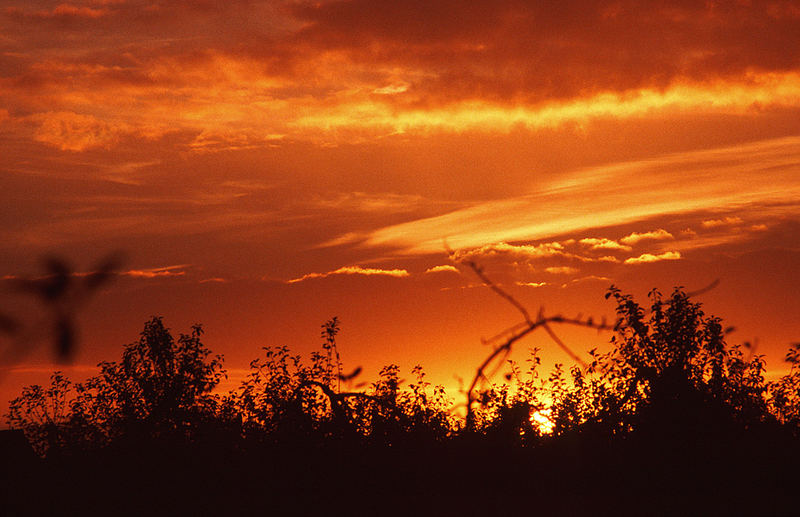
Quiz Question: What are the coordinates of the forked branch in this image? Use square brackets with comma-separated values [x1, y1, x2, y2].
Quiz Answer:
[294, 379, 403, 426]
[454, 256, 613, 429]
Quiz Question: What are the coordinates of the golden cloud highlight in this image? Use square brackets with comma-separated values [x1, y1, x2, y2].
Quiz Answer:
[702, 217, 744, 228]
[452, 242, 565, 261]
[122, 265, 190, 278]
[624, 251, 682, 265]
[620, 229, 674, 246]
[425, 265, 460, 274]
[287, 265, 410, 283]
[352, 136, 800, 255]
[516, 281, 548, 288]
[293, 73, 800, 137]
[8, 48, 800, 152]
[579, 238, 631, 251]
[545, 266, 579, 275]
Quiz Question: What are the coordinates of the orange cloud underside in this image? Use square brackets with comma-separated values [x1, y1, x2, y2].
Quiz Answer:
[7, 69, 800, 151]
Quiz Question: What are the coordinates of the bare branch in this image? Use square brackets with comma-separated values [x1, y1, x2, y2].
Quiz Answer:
[450, 249, 612, 429]
[541, 321, 588, 369]
[294, 379, 404, 423]
[461, 259, 532, 324]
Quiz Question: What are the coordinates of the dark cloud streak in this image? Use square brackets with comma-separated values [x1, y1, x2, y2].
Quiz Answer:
[288, 0, 800, 103]
[4, 0, 800, 111]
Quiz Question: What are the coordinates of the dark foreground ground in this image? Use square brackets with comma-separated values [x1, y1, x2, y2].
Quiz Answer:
[3, 427, 800, 517]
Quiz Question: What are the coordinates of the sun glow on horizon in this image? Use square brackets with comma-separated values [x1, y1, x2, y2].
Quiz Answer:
[531, 408, 555, 435]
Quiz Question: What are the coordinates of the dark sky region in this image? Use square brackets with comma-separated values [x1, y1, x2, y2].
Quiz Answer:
[1, 0, 800, 413]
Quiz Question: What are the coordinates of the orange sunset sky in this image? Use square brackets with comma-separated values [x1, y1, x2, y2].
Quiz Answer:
[1, 0, 800, 411]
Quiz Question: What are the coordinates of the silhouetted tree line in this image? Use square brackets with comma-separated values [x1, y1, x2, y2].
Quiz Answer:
[5, 287, 800, 515]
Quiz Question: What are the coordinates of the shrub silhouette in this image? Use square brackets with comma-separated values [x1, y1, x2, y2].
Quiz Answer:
[8, 317, 224, 454]
[81, 317, 224, 442]
[467, 349, 547, 445]
[230, 320, 453, 446]
[769, 342, 800, 431]
[5, 288, 800, 515]
[539, 286, 770, 441]
[7, 288, 797, 452]
[6, 372, 76, 456]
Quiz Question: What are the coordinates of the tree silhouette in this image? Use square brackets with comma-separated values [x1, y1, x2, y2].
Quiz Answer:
[7, 317, 225, 454]
[5, 291, 800, 516]
[535, 286, 771, 441]
[769, 342, 800, 432]
[6, 372, 76, 456]
[77, 317, 225, 442]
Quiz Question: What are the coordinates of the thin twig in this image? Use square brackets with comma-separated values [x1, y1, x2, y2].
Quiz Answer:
[461, 259, 532, 324]
[449, 249, 612, 429]
[541, 321, 588, 369]
[295, 379, 404, 423]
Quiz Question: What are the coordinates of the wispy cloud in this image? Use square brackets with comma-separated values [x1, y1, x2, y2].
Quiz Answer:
[545, 266, 579, 275]
[6, 4, 111, 20]
[588, 256, 620, 263]
[516, 281, 548, 288]
[307, 192, 431, 213]
[649, 227, 764, 254]
[32, 111, 122, 152]
[351, 137, 800, 255]
[372, 83, 410, 95]
[425, 265, 460, 274]
[579, 237, 631, 251]
[620, 229, 673, 246]
[287, 265, 410, 284]
[3, 0, 800, 152]
[199, 277, 227, 284]
[121, 265, 190, 278]
[292, 76, 800, 138]
[702, 216, 743, 228]
[453, 242, 565, 260]
[624, 251, 681, 265]
[561, 275, 613, 288]
[4, 264, 192, 282]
